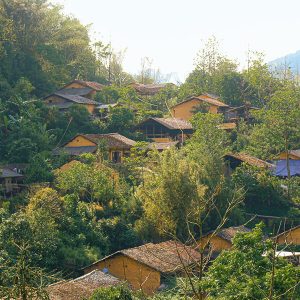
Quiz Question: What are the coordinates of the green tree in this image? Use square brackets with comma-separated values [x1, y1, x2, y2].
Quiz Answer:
[203, 223, 300, 300]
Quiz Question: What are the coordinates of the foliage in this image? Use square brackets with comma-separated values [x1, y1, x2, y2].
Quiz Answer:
[0, 243, 55, 300]
[203, 223, 300, 300]
[248, 85, 300, 159]
[89, 284, 133, 300]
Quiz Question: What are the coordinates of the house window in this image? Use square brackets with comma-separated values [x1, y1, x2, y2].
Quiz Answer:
[112, 151, 122, 163]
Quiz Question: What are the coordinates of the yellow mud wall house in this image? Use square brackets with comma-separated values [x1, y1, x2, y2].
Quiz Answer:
[83, 241, 201, 295]
[84, 254, 161, 294]
[198, 226, 251, 252]
[44, 93, 98, 114]
[171, 94, 229, 121]
[276, 226, 300, 245]
[278, 150, 300, 160]
[56, 133, 136, 163]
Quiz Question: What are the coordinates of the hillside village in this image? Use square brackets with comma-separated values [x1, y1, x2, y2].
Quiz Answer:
[1, 1, 300, 300]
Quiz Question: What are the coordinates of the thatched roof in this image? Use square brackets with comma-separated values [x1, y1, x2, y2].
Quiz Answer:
[204, 226, 251, 243]
[47, 270, 120, 300]
[85, 241, 201, 274]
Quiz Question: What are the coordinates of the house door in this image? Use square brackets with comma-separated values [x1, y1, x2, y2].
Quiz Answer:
[112, 151, 122, 163]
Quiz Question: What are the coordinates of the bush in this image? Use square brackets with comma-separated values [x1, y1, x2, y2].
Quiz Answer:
[89, 284, 133, 300]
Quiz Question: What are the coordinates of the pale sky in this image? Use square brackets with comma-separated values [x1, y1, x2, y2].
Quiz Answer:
[55, 0, 300, 82]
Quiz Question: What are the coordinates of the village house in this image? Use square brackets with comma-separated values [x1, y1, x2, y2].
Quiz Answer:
[275, 225, 300, 245]
[44, 93, 100, 114]
[198, 225, 251, 253]
[0, 166, 24, 196]
[83, 241, 201, 295]
[223, 104, 259, 124]
[47, 270, 121, 300]
[54, 133, 136, 163]
[136, 117, 193, 143]
[224, 153, 274, 176]
[171, 93, 229, 121]
[60, 79, 105, 96]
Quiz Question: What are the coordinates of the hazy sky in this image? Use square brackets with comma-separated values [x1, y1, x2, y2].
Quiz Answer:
[55, 0, 300, 82]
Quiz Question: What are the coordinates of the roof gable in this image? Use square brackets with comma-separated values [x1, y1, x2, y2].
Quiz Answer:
[172, 94, 229, 109]
[205, 226, 251, 243]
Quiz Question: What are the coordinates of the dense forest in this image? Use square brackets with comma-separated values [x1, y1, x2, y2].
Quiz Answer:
[0, 1, 300, 299]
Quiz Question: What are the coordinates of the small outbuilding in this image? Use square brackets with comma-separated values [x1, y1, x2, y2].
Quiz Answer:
[47, 270, 120, 300]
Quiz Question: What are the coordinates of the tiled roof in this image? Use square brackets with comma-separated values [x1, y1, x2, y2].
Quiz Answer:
[57, 87, 94, 96]
[86, 241, 201, 274]
[205, 226, 251, 243]
[172, 93, 229, 109]
[150, 118, 193, 130]
[47, 270, 120, 300]
[225, 153, 274, 168]
[54, 93, 99, 105]
[72, 80, 105, 91]
[83, 133, 136, 149]
[130, 83, 167, 95]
